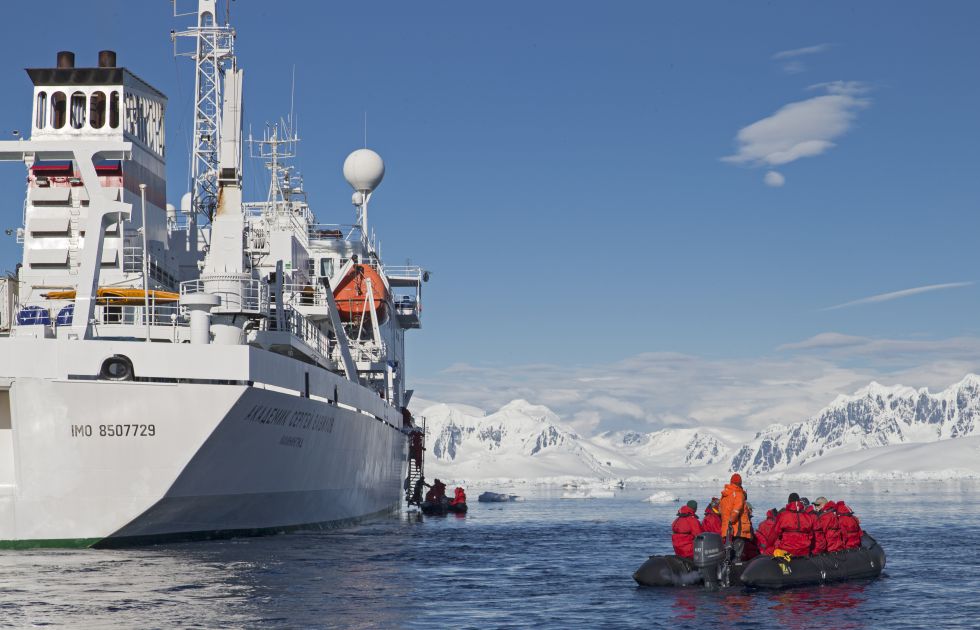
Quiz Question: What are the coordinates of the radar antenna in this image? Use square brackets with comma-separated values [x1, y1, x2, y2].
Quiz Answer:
[172, 0, 236, 223]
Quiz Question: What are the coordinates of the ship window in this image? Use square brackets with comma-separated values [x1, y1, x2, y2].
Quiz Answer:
[52, 92, 66, 129]
[90, 91, 106, 129]
[319, 258, 335, 277]
[35, 92, 47, 128]
[70, 91, 86, 129]
[109, 91, 119, 129]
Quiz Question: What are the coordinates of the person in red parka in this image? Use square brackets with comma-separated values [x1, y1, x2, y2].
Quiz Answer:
[671, 500, 703, 559]
[813, 498, 845, 554]
[702, 498, 722, 534]
[773, 492, 817, 556]
[450, 487, 467, 506]
[755, 508, 779, 555]
[835, 501, 864, 549]
[424, 479, 447, 503]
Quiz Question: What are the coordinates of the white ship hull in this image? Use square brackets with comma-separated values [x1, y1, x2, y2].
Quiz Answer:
[0, 340, 406, 547]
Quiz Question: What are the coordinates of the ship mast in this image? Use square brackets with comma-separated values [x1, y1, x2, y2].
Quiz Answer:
[172, 0, 236, 223]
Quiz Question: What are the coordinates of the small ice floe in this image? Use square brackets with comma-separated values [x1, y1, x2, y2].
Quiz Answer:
[643, 491, 680, 504]
[561, 489, 615, 499]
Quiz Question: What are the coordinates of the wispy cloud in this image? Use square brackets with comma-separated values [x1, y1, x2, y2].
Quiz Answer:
[772, 43, 834, 74]
[723, 81, 871, 185]
[772, 43, 834, 60]
[823, 282, 973, 311]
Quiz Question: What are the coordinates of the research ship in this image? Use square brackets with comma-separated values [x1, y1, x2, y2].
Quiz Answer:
[0, 0, 427, 547]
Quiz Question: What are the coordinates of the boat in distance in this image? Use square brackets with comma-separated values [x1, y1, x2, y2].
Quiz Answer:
[0, 0, 428, 548]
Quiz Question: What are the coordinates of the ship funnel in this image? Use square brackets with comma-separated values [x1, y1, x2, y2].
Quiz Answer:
[98, 50, 117, 68]
[56, 51, 75, 69]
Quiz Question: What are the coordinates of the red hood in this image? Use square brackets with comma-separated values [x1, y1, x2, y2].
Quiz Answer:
[835, 501, 853, 515]
[765, 509, 778, 520]
[784, 501, 804, 513]
[677, 505, 697, 517]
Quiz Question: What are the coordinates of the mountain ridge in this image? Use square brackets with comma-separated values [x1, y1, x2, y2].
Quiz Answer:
[419, 374, 980, 481]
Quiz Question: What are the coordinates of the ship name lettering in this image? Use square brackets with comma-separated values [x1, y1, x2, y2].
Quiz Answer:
[244, 405, 335, 434]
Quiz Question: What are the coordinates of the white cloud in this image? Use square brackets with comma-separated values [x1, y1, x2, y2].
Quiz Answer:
[823, 282, 973, 310]
[763, 170, 785, 187]
[414, 337, 980, 436]
[772, 43, 834, 60]
[722, 82, 870, 171]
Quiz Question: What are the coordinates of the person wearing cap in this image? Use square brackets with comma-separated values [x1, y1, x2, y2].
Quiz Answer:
[702, 498, 722, 534]
[812, 497, 843, 554]
[719, 473, 753, 560]
[671, 500, 703, 559]
[773, 492, 817, 556]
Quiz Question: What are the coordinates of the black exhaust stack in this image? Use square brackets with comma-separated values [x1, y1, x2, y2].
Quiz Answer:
[98, 50, 117, 68]
[56, 51, 75, 69]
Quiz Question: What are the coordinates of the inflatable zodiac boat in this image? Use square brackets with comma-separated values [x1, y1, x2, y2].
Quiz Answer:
[634, 532, 885, 590]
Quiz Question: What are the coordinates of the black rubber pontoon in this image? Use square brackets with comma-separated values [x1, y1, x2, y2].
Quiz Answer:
[420, 498, 467, 515]
[739, 533, 885, 589]
[634, 532, 885, 589]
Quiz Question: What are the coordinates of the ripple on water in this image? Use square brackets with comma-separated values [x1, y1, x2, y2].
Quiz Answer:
[1, 482, 979, 628]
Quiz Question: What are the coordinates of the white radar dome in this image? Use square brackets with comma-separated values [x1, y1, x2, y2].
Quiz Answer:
[343, 149, 385, 193]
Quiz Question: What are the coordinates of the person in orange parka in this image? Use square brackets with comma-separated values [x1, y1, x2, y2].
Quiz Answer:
[702, 498, 722, 534]
[755, 508, 779, 555]
[449, 486, 467, 507]
[719, 473, 753, 559]
[671, 500, 703, 559]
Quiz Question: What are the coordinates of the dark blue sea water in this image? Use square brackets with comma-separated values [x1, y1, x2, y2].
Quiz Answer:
[1, 481, 978, 628]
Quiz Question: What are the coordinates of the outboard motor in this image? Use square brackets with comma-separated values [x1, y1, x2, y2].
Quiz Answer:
[693, 533, 725, 589]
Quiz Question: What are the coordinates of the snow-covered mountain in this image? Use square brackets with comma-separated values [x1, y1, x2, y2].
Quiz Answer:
[423, 400, 609, 480]
[730, 374, 980, 474]
[418, 374, 980, 482]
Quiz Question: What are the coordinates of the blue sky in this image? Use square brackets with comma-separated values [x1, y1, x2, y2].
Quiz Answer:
[1, 1, 978, 432]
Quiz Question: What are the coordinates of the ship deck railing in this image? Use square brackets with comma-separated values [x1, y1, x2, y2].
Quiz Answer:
[11, 294, 190, 342]
[308, 223, 359, 242]
[180, 278, 270, 316]
[281, 283, 330, 308]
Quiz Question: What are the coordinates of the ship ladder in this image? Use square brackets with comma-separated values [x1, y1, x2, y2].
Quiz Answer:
[405, 417, 426, 506]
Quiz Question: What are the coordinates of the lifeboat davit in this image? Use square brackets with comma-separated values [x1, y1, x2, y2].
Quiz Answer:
[333, 263, 389, 322]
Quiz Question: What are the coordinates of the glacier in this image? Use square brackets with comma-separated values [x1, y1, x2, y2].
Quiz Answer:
[417, 374, 980, 484]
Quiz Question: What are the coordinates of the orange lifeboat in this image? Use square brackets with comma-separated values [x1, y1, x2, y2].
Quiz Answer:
[333, 264, 389, 322]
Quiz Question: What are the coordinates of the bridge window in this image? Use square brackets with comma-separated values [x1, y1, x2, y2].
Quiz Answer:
[319, 258, 335, 277]
[70, 91, 86, 129]
[35, 92, 47, 129]
[52, 91, 66, 129]
[90, 91, 106, 129]
[109, 91, 119, 129]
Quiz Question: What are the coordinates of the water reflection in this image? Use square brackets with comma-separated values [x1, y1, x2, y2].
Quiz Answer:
[765, 583, 868, 629]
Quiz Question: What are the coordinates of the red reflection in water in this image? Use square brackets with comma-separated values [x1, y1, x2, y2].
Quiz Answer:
[767, 583, 868, 630]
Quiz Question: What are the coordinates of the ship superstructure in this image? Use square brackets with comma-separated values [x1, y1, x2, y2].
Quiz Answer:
[0, 0, 426, 547]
